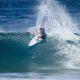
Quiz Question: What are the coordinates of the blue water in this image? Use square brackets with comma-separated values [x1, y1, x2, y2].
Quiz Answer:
[0, 0, 80, 32]
[0, 0, 80, 80]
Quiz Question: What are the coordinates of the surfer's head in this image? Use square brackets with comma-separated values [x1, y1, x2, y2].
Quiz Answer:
[39, 28, 44, 31]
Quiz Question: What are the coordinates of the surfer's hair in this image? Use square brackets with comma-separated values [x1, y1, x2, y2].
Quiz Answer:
[39, 28, 44, 30]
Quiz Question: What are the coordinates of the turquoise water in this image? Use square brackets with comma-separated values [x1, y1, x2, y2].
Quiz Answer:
[0, 33, 62, 72]
[0, 32, 79, 71]
[0, 32, 80, 71]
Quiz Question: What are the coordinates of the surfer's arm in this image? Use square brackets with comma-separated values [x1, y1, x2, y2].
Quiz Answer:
[36, 34, 42, 41]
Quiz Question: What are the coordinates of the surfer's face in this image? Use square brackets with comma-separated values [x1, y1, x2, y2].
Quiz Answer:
[40, 28, 44, 31]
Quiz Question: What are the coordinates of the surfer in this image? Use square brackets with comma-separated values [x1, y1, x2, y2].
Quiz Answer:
[36, 28, 46, 40]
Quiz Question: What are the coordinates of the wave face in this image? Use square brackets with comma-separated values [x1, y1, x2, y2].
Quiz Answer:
[0, 33, 63, 72]
[0, 32, 80, 72]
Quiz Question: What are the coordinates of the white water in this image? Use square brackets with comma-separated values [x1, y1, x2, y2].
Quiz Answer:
[34, 0, 80, 69]
[0, 72, 80, 80]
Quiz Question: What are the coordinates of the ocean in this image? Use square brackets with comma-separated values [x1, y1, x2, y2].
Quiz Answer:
[0, 0, 80, 80]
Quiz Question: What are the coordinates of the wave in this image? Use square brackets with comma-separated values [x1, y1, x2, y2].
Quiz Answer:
[0, 32, 79, 73]
[0, 0, 80, 72]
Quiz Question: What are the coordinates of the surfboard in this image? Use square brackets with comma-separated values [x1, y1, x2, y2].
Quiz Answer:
[28, 35, 43, 47]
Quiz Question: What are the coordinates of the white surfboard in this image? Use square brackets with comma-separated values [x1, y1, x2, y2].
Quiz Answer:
[28, 35, 43, 47]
